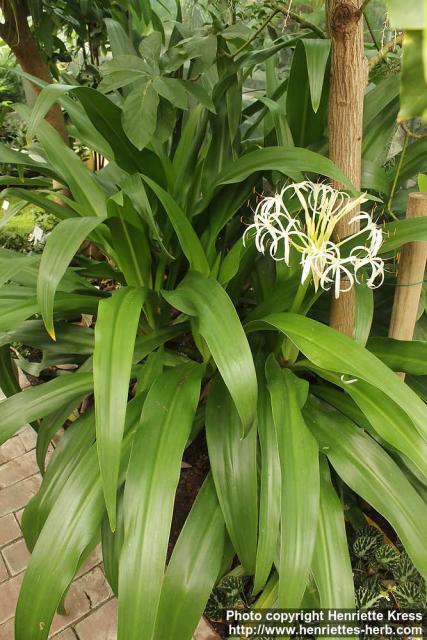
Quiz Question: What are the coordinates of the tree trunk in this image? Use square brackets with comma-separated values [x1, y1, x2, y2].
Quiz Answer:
[327, 0, 366, 336]
[0, 0, 68, 143]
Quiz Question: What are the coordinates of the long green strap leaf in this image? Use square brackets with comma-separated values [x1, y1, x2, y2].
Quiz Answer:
[380, 217, 427, 252]
[367, 337, 427, 375]
[15, 397, 143, 640]
[38, 217, 105, 338]
[102, 488, 125, 597]
[17, 106, 108, 218]
[142, 175, 210, 275]
[265, 357, 319, 608]
[206, 375, 258, 574]
[306, 365, 427, 481]
[304, 398, 427, 579]
[94, 286, 144, 530]
[16, 445, 104, 640]
[303, 39, 331, 113]
[311, 456, 355, 607]
[0, 344, 20, 397]
[154, 473, 226, 640]
[163, 271, 258, 434]
[353, 283, 373, 345]
[253, 370, 280, 594]
[118, 363, 203, 640]
[36, 397, 86, 474]
[22, 408, 96, 551]
[0, 292, 100, 333]
[247, 313, 427, 441]
[27, 83, 77, 140]
[0, 372, 93, 446]
[215, 146, 355, 191]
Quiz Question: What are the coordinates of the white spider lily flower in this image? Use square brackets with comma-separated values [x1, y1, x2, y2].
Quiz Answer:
[243, 180, 385, 297]
[243, 189, 300, 263]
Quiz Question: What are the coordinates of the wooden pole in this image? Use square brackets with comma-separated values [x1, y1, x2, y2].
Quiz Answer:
[388, 192, 427, 379]
[327, 0, 366, 336]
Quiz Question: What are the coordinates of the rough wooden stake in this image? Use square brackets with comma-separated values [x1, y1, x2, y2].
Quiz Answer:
[327, 0, 366, 336]
[388, 192, 427, 379]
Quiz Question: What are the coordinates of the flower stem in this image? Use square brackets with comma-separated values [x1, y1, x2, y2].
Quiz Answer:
[282, 278, 310, 364]
[387, 130, 409, 220]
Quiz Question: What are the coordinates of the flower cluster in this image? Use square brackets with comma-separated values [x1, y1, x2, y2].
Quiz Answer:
[243, 181, 385, 298]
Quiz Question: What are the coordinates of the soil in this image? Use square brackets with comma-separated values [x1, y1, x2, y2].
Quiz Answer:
[168, 430, 210, 559]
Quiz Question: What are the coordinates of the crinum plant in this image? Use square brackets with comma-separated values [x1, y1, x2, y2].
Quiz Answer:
[0, 4, 426, 640]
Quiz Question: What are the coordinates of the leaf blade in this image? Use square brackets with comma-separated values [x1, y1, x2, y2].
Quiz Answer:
[163, 271, 258, 434]
[118, 363, 203, 640]
[37, 217, 105, 338]
[206, 376, 258, 574]
[94, 287, 144, 530]
[154, 474, 226, 640]
[265, 357, 319, 608]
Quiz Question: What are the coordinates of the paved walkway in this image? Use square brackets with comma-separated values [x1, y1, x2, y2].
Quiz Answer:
[0, 424, 117, 639]
[0, 418, 218, 639]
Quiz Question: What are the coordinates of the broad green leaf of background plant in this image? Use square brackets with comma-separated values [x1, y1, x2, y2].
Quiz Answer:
[154, 474, 226, 640]
[94, 287, 144, 530]
[206, 376, 258, 574]
[118, 363, 203, 640]
[247, 313, 427, 441]
[37, 217, 105, 338]
[265, 357, 319, 608]
[153, 76, 188, 110]
[305, 399, 427, 580]
[419, 173, 427, 191]
[163, 271, 258, 434]
[105, 18, 138, 56]
[123, 82, 159, 150]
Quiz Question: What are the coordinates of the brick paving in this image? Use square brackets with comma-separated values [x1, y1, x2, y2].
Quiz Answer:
[0, 417, 219, 639]
[0, 424, 117, 639]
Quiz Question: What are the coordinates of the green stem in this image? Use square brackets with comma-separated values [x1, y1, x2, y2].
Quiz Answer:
[276, 3, 325, 38]
[358, 0, 373, 14]
[230, 8, 281, 59]
[290, 279, 310, 314]
[387, 131, 409, 220]
[364, 12, 380, 52]
[300, 288, 323, 315]
[281, 278, 310, 364]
